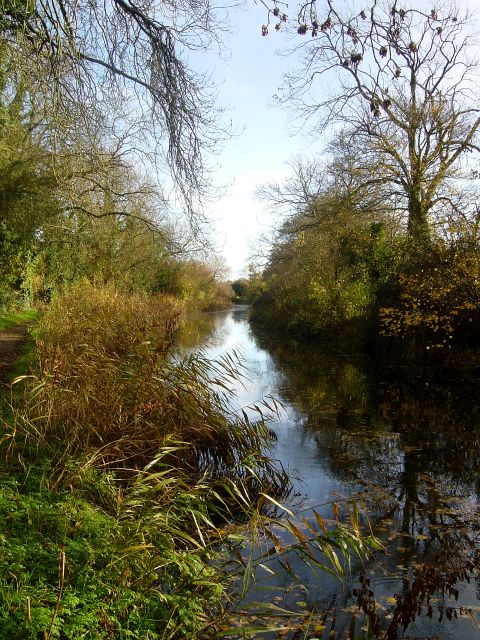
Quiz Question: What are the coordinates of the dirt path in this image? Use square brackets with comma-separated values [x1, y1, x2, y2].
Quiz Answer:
[0, 324, 32, 384]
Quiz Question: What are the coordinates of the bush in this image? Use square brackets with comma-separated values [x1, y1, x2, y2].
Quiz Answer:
[379, 243, 480, 350]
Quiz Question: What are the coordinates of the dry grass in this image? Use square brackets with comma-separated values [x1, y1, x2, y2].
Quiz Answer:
[6, 281, 286, 492]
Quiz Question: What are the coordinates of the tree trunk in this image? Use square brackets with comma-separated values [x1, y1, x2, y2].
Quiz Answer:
[407, 193, 430, 245]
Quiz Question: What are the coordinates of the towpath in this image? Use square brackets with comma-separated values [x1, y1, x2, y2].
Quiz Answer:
[0, 323, 32, 383]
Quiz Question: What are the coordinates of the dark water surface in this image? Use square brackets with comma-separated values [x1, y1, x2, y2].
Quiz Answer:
[179, 306, 480, 639]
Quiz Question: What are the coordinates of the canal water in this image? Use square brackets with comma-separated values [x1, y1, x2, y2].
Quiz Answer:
[179, 306, 480, 639]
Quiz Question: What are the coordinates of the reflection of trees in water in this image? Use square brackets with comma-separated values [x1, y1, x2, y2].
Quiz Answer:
[231, 305, 251, 323]
[175, 311, 229, 350]
[177, 313, 479, 635]
[250, 322, 480, 552]
[251, 323, 480, 638]
[178, 307, 251, 351]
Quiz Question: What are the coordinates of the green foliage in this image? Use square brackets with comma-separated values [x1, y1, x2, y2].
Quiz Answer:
[0, 455, 378, 639]
[260, 212, 480, 355]
[0, 74, 58, 310]
[168, 260, 233, 311]
[253, 145, 405, 338]
[0, 0, 35, 32]
[0, 458, 229, 640]
[0, 46, 227, 311]
[231, 267, 265, 304]
[257, 215, 390, 337]
[256, 138, 480, 358]
[231, 278, 249, 302]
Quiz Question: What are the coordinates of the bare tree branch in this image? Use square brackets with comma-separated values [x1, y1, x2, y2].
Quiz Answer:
[270, 0, 480, 241]
[1, 0, 233, 228]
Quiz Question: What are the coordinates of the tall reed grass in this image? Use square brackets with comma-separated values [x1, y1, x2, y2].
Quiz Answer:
[7, 282, 286, 493]
[0, 282, 292, 639]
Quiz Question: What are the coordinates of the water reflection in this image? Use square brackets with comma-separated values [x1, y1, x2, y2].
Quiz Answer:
[178, 307, 480, 639]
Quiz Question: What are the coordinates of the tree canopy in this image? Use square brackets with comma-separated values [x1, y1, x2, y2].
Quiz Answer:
[272, 1, 480, 242]
[0, 0, 230, 224]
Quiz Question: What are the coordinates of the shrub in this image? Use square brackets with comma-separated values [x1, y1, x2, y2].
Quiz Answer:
[379, 243, 480, 349]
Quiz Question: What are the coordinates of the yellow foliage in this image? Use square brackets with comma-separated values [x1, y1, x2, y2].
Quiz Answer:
[379, 246, 480, 347]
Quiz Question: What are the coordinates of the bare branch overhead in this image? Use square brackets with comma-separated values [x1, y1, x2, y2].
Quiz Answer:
[0, 0, 232, 227]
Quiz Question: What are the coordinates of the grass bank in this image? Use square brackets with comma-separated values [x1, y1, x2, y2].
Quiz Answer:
[0, 309, 38, 332]
[0, 282, 289, 639]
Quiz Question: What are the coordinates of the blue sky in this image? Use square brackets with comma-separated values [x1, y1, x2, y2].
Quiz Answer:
[198, 4, 309, 277]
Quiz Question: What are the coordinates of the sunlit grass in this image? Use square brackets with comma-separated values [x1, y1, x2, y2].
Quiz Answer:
[0, 309, 38, 332]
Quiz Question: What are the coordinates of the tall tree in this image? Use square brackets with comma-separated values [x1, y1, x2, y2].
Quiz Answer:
[257, 151, 394, 334]
[275, 1, 480, 243]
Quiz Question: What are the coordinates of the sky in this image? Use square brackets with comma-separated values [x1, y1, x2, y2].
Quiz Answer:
[197, 5, 309, 278]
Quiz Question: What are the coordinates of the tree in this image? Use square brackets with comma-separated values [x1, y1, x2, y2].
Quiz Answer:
[256, 152, 394, 334]
[258, 140, 398, 235]
[0, 52, 61, 306]
[0, 0, 230, 225]
[276, 1, 480, 243]
[379, 242, 480, 349]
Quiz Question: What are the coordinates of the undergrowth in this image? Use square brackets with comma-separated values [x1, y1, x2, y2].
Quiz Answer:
[0, 452, 233, 640]
[6, 283, 285, 488]
[0, 282, 378, 639]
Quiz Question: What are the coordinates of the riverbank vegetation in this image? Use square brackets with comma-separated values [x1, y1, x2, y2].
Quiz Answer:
[253, 156, 480, 357]
[0, 283, 381, 638]
[254, 3, 480, 359]
[0, 88, 232, 312]
[0, 283, 284, 639]
[0, 21, 233, 315]
[0, 4, 382, 636]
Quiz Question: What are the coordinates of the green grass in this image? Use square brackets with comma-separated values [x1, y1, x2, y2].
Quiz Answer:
[0, 456, 229, 640]
[8, 330, 38, 380]
[0, 310, 40, 382]
[0, 309, 38, 332]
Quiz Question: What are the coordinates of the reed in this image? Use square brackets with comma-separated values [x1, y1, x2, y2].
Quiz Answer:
[6, 280, 287, 491]
[0, 282, 380, 639]
[0, 282, 291, 639]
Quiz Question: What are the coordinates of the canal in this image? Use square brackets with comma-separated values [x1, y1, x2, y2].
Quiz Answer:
[179, 306, 480, 639]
